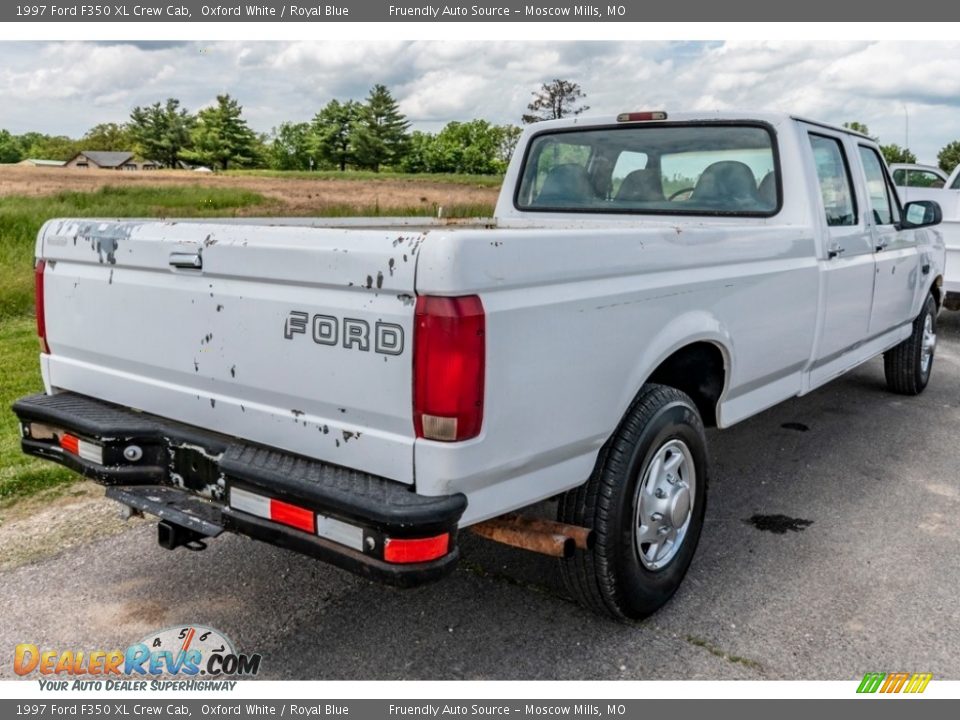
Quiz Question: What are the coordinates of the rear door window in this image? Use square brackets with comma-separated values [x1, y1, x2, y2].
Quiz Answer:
[808, 134, 857, 227]
[859, 147, 900, 226]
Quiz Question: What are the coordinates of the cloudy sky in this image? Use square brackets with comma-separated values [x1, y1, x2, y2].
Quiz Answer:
[1, 40, 959, 163]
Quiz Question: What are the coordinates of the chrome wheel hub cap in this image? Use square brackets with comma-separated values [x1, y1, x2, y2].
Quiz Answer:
[633, 439, 696, 570]
[920, 313, 936, 374]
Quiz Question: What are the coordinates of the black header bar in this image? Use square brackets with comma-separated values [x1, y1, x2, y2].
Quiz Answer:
[3, 1, 954, 23]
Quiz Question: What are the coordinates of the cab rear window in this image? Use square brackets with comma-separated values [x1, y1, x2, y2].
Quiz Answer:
[515, 123, 780, 216]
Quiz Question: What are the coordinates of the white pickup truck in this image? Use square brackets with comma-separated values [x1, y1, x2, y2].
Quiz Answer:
[898, 165, 960, 309]
[15, 111, 946, 619]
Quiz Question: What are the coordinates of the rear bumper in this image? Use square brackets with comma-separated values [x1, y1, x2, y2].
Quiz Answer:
[12, 391, 467, 587]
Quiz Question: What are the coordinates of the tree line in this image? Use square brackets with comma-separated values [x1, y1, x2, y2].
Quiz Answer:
[6, 79, 955, 176]
[0, 84, 523, 175]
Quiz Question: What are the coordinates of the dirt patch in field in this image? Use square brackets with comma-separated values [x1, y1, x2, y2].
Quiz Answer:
[0, 482, 148, 572]
[0, 166, 500, 215]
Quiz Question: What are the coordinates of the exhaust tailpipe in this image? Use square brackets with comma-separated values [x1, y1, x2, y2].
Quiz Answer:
[470, 513, 594, 558]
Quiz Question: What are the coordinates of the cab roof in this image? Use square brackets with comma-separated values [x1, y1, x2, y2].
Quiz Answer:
[528, 111, 872, 140]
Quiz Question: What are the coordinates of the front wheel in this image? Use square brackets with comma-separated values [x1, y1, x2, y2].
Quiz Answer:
[557, 384, 709, 620]
[883, 293, 937, 395]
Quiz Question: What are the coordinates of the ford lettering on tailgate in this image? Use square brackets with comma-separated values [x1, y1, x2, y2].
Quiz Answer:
[284, 311, 404, 355]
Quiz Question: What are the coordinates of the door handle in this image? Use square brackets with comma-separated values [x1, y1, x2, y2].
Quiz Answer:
[169, 252, 202, 269]
[827, 247, 845, 259]
[875, 239, 888, 252]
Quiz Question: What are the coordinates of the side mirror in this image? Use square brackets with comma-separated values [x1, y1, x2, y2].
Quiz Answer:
[902, 200, 942, 229]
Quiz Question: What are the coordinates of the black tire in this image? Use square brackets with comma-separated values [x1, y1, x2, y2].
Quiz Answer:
[883, 293, 937, 395]
[558, 383, 709, 620]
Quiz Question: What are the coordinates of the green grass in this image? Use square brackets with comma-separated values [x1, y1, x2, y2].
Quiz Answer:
[0, 180, 497, 505]
[0, 185, 271, 321]
[229, 168, 505, 188]
[0, 317, 75, 503]
[282, 202, 495, 218]
[0, 185, 273, 502]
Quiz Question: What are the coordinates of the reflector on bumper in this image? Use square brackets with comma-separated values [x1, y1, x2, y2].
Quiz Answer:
[316, 513, 364, 551]
[384, 534, 450, 564]
[229, 486, 315, 534]
[59, 433, 103, 465]
[229, 486, 452, 563]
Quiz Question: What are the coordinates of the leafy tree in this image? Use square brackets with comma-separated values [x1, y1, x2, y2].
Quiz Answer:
[398, 130, 433, 174]
[310, 99, 361, 171]
[435, 120, 511, 174]
[496, 124, 523, 168]
[399, 122, 520, 175]
[880, 144, 916, 165]
[522, 79, 589, 124]
[353, 85, 410, 172]
[20, 134, 81, 161]
[129, 99, 194, 168]
[251, 132, 270, 170]
[0, 129, 23, 163]
[15, 132, 46, 155]
[182, 94, 259, 170]
[938, 141, 960, 174]
[82, 123, 134, 151]
[269, 122, 313, 171]
[842, 121, 875, 139]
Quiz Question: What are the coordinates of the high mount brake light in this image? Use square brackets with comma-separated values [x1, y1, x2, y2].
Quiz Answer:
[617, 111, 668, 122]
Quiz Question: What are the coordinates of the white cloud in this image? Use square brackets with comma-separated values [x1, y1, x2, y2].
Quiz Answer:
[0, 40, 958, 163]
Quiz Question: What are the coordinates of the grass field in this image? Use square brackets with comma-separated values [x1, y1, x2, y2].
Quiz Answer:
[0, 185, 272, 320]
[0, 317, 75, 504]
[0, 168, 500, 503]
[230, 169, 504, 187]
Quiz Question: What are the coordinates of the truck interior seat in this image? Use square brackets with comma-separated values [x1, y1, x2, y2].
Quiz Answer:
[536, 164, 596, 205]
[616, 169, 666, 202]
[758, 171, 777, 208]
[692, 160, 761, 206]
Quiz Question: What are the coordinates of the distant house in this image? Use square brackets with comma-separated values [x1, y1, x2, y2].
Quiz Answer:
[17, 159, 66, 167]
[64, 151, 159, 171]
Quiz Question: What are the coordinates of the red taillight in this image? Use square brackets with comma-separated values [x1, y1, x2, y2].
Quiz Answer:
[617, 111, 668, 122]
[35, 260, 49, 354]
[413, 295, 485, 442]
[383, 534, 450, 564]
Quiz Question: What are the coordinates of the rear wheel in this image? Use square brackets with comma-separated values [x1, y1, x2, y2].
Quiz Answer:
[558, 384, 708, 619]
[884, 293, 937, 395]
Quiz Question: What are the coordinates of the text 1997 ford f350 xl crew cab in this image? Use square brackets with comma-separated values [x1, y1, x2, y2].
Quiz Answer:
[14, 112, 946, 619]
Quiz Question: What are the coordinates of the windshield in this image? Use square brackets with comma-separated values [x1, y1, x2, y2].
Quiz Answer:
[516, 123, 779, 216]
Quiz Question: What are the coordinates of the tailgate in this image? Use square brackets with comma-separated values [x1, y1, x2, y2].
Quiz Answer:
[38, 219, 422, 484]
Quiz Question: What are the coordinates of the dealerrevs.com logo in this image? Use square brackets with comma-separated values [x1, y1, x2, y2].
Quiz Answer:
[14, 626, 261, 690]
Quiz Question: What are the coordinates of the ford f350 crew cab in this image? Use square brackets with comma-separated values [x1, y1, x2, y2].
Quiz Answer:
[14, 112, 946, 619]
